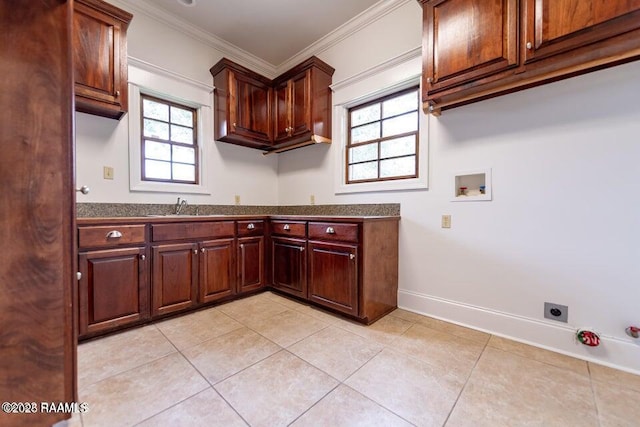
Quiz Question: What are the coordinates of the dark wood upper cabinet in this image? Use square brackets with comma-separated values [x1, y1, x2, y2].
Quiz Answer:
[73, 0, 132, 119]
[422, 0, 518, 96]
[418, 0, 640, 113]
[271, 57, 335, 150]
[211, 59, 274, 150]
[210, 56, 334, 152]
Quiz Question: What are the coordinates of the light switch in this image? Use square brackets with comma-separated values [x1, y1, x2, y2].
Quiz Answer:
[441, 215, 451, 228]
[234, 195, 241, 205]
[310, 195, 315, 205]
[103, 166, 114, 180]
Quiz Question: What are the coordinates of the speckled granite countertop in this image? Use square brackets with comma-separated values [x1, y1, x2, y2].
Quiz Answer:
[77, 203, 400, 218]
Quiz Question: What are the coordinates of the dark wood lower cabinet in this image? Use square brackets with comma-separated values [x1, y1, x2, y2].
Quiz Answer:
[308, 241, 358, 316]
[79, 247, 148, 337]
[200, 238, 236, 303]
[152, 243, 198, 316]
[238, 236, 265, 293]
[272, 237, 307, 298]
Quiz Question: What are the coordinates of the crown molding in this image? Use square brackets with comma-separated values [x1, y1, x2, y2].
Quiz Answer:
[107, 0, 278, 78]
[128, 56, 214, 92]
[276, 0, 414, 73]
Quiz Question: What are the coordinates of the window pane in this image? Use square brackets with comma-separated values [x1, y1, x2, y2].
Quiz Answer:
[350, 104, 380, 127]
[349, 161, 378, 181]
[145, 159, 171, 180]
[380, 156, 416, 178]
[144, 140, 171, 161]
[173, 163, 195, 182]
[144, 118, 169, 140]
[171, 125, 193, 144]
[382, 111, 418, 137]
[173, 145, 195, 164]
[143, 98, 169, 121]
[383, 91, 418, 118]
[349, 143, 378, 164]
[351, 122, 380, 144]
[380, 135, 416, 158]
[171, 106, 193, 127]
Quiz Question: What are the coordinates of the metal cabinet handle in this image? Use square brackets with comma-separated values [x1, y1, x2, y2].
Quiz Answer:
[349, 253, 355, 260]
[299, 246, 304, 252]
[193, 249, 198, 255]
[283, 224, 290, 231]
[200, 248, 205, 254]
[115, 90, 120, 97]
[247, 223, 255, 230]
[140, 254, 146, 261]
[526, 42, 533, 50]
[426, 77, 433, 83]
[76, 185, 90, 195]
[76, 272, 82, 281]
[106, 230, 122, 239]
[326, 227, 335, 234]
[240, 244, 244, 249]
[232, 122, 237, 128]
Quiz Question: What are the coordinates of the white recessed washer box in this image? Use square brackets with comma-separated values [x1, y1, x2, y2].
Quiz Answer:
[451, 168, 492, 202]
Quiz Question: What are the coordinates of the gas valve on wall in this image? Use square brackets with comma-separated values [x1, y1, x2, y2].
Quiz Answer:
[576, 328, 601, 347]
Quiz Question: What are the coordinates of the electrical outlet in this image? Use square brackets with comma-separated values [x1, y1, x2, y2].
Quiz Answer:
[310, 195, 315, 205]
[234, 195, 241, 205]
[441, 215, 451, 228]
[103, 166, 114, 180]
[544, 302, 568, 323]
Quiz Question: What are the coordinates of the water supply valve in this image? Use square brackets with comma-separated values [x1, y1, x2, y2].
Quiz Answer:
[576, 328, 600, 347]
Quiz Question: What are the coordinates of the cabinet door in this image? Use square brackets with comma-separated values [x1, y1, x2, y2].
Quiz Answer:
[308, 241, 358, 316]
[73, 0, 130, 119]
[78, 247, 148, 337]
[272, 237, 307, 298]
[238, 236, 265, 293]
[422, 0, 518, 96]
[152, 243, 198, 316]
[289, 70, 312, 138]
[273, 80, 290, 143]
[199, 238, 235, 304]
[229, 70, 272, 144]
[523, 0, 640, 63]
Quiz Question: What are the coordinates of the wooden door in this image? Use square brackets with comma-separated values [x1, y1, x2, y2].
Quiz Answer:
[308, 242, 358, 316]
[238, 236, 265, 293]
[523, 0, 640, 63]
[0, 1, 76, 424]
[73, 0, 131, 118]
[272, 237, 307, 298]
[199, 238, 235, 304]
[78, 247, 149, 337]
[229, 70, 272, 144]
[422, 0, 518, 96]
[289, 69, 312, 138]
[152, 243, 198, 316]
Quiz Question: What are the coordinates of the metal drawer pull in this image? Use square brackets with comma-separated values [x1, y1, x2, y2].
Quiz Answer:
[247, 223, 255, 230]
[140, 255, 146, 261]
[326, 227, 335, 234]
[299, 246, 304, 252]
[201, 248, 205, 253]
[283, 224, 290, 231]
[349, 254, 355, 260]
[106, 230, 122, 239]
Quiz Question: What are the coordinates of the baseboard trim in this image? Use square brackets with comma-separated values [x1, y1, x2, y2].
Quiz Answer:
[398, 289, 640, 375]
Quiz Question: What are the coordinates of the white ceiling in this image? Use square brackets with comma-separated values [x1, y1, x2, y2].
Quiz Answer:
[146, 0, 381, 66]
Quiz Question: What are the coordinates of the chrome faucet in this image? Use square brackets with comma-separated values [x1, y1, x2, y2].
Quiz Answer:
[175, 197, 188, 215]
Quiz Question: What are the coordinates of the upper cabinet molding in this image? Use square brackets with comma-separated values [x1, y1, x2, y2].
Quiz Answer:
[418, 0, 640, 114]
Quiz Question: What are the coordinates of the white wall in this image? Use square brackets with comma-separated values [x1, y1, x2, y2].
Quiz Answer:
[278, 2, 640, 372]
[76, 0, 640, 372]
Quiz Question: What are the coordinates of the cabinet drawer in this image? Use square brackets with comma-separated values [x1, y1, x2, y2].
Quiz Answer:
[308, 222, 358, 243]
[151, 221, 234, 242]
[271, 220, 306, 238]
[79, 225, 146, 249]
[237, 220, 265, 237]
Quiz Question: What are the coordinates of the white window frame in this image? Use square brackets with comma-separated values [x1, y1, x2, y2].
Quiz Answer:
[128, 63, 212, 195]
[332, 51, 429, 194]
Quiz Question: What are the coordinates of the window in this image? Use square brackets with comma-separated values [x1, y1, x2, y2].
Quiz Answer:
[141, 95, 198, 184]
[346, 87, 419, 184]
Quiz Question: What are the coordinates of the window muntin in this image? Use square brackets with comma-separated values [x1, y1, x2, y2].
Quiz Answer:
[141, 95, 198, 184]
[346, 87, 419, 184]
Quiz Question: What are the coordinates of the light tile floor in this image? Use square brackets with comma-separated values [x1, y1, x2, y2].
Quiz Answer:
[73, 292, 640, 427]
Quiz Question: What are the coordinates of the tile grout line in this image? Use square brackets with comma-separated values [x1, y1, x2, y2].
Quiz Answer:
[441, 334, 491, 426]
[586, 363, 604, 427]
